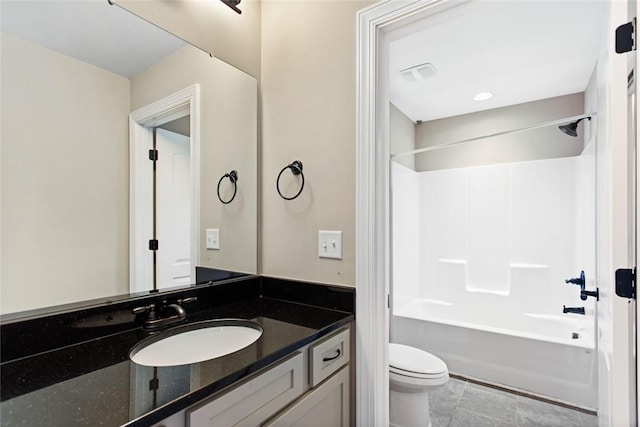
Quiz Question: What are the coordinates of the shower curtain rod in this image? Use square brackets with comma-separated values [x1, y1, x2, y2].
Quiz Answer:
[391, 113, 595, 159]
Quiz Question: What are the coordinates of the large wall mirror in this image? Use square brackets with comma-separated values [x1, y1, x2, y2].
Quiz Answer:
[1, 0, 258, 315]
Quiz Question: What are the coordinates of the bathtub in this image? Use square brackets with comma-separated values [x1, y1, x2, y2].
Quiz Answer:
[392, 296, 598, 409]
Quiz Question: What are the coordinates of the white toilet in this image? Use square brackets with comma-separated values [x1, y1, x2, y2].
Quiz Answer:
[389, 343, 449, 427]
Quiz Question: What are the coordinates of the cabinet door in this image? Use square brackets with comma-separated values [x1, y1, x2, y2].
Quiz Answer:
[186, 352, 304, 427]
[263, 366, 350, 427]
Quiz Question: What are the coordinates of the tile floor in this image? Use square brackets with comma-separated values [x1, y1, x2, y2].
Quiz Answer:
[428, 377, 598, 427]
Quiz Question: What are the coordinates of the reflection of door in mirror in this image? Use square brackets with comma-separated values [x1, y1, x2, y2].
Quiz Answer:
[155, 126, 192, 289]
[129, 363, 191, 419]
[129, 86, 200, 294]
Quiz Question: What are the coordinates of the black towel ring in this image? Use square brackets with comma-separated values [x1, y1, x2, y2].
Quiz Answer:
[276, 161, 304, 200]
[217, 170, 238, 204]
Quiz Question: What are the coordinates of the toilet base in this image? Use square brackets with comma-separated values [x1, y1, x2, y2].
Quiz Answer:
[389, 389, 431, 427]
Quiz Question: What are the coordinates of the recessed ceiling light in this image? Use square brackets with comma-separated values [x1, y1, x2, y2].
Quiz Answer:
[473, 92, 494, 101]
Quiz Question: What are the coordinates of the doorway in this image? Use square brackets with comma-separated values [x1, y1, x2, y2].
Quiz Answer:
[355, 1, 635, 426]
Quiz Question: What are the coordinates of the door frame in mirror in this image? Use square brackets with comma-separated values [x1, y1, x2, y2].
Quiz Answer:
[129, 84, 201, 293]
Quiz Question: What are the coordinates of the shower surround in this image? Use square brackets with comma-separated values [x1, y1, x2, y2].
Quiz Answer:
[391, 153, 597, 409]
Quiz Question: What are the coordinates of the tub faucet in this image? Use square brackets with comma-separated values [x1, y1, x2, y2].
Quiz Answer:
[565, 270, 599, 301]
[562, 305, 585, 315]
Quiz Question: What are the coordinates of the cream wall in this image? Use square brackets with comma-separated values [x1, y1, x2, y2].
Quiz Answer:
[415, 93, 586, 171]
[113, 0, 375, 286]
[115, 0, 261, 78]
[1, 33, 130, 313]
[260, 0, 374, 286]
[130, 45, 258, 274]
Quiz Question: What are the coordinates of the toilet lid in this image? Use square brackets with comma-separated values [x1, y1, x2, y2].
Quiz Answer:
[389, 343, 447, 376]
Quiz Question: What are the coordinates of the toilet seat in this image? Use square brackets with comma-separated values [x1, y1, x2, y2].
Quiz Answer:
[389, 343, 447, 378]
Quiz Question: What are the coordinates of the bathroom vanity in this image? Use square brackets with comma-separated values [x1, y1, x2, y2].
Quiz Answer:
[0, 276, 354, 426]
[157, 324, 351, 427]
[1, 3, 354, 425]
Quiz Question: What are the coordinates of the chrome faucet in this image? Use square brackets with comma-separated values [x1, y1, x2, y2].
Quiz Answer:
[132, 297, 198, 331]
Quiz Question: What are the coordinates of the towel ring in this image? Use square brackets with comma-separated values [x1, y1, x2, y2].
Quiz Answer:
[276, 161, 304, 200]
[217, 170, 238, 204]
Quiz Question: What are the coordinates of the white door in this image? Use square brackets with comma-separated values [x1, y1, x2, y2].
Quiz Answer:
[129, 85, 200, 294]
[628, 0, 640, 423]
[156, 128, 192, 289]
[595, 1, 637, 425]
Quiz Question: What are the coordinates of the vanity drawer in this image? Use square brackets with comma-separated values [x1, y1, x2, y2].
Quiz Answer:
[186, 352, 304, 426]
[309, 328, 350, 387]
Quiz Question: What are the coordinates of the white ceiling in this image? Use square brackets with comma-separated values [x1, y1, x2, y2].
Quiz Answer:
[388, 0, 608, 122]
[0, 0, 186, 77]
[2, 1, 606, 114]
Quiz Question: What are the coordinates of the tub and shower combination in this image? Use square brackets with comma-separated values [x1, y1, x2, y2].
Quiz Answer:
[391, 153, 598, 409]
[393, 296, 596, 408]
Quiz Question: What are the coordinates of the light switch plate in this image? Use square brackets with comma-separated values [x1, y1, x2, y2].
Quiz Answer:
[206, 229, 220, 250]
[318, 230, 342, 259]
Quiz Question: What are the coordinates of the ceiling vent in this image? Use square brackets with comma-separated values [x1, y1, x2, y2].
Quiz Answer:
[400, 63, 437, 82]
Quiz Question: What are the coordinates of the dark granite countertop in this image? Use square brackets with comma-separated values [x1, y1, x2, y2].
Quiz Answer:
[0, 277, 354, 427]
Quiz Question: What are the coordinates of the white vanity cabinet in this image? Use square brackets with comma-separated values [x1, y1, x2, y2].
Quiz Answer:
[263, 327, 350, 427]
[186, 352, 305, 426]
[152, 325, 351, 427]
[262, 365, 350, 427]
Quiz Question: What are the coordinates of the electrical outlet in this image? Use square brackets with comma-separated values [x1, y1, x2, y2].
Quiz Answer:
[318, 230, 342, 259]
[206, 229, 220, 250]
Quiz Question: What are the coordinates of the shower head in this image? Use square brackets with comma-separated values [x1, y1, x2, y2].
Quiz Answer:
[558, 117, 591, 137]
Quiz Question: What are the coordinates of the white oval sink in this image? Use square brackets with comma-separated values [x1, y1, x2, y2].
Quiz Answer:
[130, 319, 263, 367]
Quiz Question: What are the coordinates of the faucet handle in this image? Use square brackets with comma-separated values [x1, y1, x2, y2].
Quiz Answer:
[177, 296, 198, 305]
[132, 303, 157, 319]
[581, 288, 600, 301]
[132, 303, 154, 314]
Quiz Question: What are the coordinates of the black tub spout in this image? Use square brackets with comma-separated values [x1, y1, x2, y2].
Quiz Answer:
[562, 305, 585, 315]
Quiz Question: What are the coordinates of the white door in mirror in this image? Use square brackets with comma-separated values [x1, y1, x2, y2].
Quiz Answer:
[156, 129, 192, 289]
[130, 326, 262, 367]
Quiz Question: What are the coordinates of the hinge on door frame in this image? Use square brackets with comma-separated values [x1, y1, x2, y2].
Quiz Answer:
[615, 268, 636, 299]
[148, 149, 158, 161]
[616, 18, 636, 54]
[148, 239, 159, 251]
